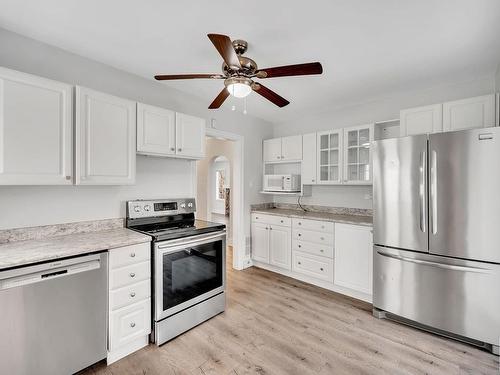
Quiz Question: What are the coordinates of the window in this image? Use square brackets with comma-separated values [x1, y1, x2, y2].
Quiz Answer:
[215, 169, 226, 200]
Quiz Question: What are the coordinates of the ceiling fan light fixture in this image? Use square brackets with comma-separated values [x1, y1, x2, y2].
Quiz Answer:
[225, 77, 252, 98]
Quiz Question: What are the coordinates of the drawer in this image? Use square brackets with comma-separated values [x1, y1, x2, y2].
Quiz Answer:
[252, 213, 291, 227]
[110, 243, 150, 269]
[110, 280, 151, 311]
[109, 298, 151, 350]
[292, 251, 334, 282]
[293, 228, 334, 245]
[292, 218, 334, 233]
[292, 239, 334, 259]
[110, 261, 150, 290]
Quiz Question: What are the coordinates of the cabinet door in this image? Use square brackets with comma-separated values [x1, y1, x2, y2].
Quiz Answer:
[251, 222, 269, 263]
[343, 124, 374, 184]
[317, 130, 343, 184]
[281, 135, 302, 161]
[137, 103, 175, 156]
[175, 112, 205, 159]
[443, 94, 495, 132]
[400, 104, 443, 136]
[334, 224, 373, 295]
[76, 86, 136, 185]
[302, 133, 317, 184]
[269, 225, 291, 270]
[0, 67, 73, 185]
[263, 138, 282, 162]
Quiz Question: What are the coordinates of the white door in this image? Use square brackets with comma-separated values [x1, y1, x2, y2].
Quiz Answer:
[343, 124, 374, 184]
[281, 135, 302, 161]
[317, 130, 343, 184]
[263, 138, 282, 162]
[400, 104, 443, 136]
[175, 112, 205, 159]
[75, 86, 136, 185]
[137, 103, 175, 156]
[251, 222, 269, 263]
[269, 225, 291, 270]
[443, 94, 495, 132]
[334, 224, 373, 295]
[0, 67, 73, 185]
[302, 133, 317, 184]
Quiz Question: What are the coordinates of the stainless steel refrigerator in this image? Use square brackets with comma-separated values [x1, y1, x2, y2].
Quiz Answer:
[372, 126, 500, 355]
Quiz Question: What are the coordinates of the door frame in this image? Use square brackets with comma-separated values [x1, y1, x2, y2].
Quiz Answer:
[193, 128, 246, 270]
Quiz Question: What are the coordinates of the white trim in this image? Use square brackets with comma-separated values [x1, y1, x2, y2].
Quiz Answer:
[107, 336, 149, 365]
[204, 128, 246, 271]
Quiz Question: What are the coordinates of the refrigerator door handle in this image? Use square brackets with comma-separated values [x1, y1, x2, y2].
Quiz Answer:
[376, 250, 491, 274]
[430, 149, 438, 234]
[419, 150, 427, 233]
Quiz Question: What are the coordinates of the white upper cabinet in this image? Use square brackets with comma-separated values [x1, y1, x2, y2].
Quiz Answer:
[175, 112, 206, 159]
[334, 223, 373, 296]
[281, 135, 303, 161]
[302, 133, 317, 184]
[400, 104, 443, 136]
[137, 103, 175, 156]
[442, 94, 495, 132]
[76, 86, 136, 185]
[263, 135, 302, 162]
[0, 67, 73, 185]
[316, 130, 343, 184]
[342, 124, 374, 184]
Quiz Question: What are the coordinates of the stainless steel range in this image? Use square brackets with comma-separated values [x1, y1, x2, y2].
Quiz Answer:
[126, 198, 226, 345]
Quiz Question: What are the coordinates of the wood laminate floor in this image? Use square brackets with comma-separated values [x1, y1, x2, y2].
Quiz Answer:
[82, 247, 499, 375]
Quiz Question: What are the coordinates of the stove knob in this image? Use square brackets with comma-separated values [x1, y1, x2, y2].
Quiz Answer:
[187, 202, 193, 208]
[180, 203, 186, 208]
[133, 205, 141, 213]
[144, 205, 151, 211]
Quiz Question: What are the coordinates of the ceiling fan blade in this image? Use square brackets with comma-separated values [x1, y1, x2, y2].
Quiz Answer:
[207, 34, 241, 70]
[208, 88, 230, 109]
[256, 62, 323, 78]
[252, 83, 290, 107]
[155, 74, 224, 80]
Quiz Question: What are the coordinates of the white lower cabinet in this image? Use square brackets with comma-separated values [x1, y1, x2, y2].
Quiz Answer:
[108, 242, 151, 364]
[334, 223, 373, 296]
[252, 213, 373, 302]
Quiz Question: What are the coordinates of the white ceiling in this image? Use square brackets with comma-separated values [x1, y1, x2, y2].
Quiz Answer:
[1, 0, 499, 123]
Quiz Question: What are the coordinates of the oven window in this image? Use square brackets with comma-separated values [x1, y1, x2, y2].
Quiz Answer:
[163, 239, 223, 311]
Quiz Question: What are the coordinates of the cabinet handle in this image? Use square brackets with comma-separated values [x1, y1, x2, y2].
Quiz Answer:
[130, 322, 136, 328]
[65, 176, 71, 180]
[178, 148, 182, 152]
[320, 237, 324, 241]
[130, 292, 136, 298]
[269, 227, 273, 230]
[280, 220, 284, 223]
[312, 179, 315, 182]
[130, 252, 136, 258]
[256, 216, 259, 219]
[298, 261, 302, 265]
[298, 222, 302, 226]
[130, 272, 136, 278]
[321, 225, 325, 229]
[298, 244, 302, 248]
[265, 227, 269, 230]
[170, 147, 175, 151]
[277, 156, 280, 159]
[320, 268, 324, 271]
[298, 233, 302, 237]
[320, 249, 324, 253]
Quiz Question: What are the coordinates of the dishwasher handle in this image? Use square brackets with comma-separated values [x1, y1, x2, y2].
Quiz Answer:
[0, 253, 102, 291]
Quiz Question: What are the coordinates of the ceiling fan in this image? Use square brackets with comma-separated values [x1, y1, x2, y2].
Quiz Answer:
[154, 34, 323, 109]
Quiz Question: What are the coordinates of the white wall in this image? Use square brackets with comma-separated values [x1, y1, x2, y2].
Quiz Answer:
[273, 75, 496, 209]
[0, 28, 273, 231]
[496, 63, 500, 91]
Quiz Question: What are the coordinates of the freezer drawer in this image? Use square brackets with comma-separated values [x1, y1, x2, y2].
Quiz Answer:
[373, 246, 500, 347]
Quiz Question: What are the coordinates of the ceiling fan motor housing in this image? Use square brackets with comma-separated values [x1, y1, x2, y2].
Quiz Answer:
[222, 39, 258, 77]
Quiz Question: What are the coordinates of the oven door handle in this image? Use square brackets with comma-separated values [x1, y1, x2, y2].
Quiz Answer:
[156, 231, 226, 254]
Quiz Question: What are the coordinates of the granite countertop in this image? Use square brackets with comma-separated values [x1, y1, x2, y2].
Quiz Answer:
[0, 228, 151, 270]
[251, 208, 373, 226]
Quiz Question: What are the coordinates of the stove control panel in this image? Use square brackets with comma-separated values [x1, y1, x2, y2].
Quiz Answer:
[126, 198, 196, 219]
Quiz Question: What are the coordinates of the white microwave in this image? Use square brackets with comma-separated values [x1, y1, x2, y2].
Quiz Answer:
[263, 174, 301, 192]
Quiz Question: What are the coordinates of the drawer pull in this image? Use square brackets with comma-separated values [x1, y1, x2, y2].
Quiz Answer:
[298, 261, 302, 265]
[320, 249, 324, 253]
[298, 222, 302, 225]
[130, 252, 136, 258]
[130, 272, 136, 278]
[320, 237, 324, 240]
[130, 292, 136, 298]
[280, 220, 284, 223]
[256, 216, 259, 219]
[130, 322, 136, 328]
[321, 225, 325, 229]
[320, 268, 324, 271]
[298, 233, 302, 237]
[298, 245, 302, 248]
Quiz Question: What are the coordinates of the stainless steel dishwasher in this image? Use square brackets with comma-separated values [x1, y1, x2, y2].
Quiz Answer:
[0, 252, 108, 375]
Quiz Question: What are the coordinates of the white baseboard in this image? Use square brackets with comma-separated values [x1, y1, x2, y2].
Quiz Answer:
[107, 335, 149, 365]
[252, 260, 372, 303]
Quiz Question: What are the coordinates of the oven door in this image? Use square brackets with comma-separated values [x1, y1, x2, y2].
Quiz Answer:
[154, 231, 226, 321]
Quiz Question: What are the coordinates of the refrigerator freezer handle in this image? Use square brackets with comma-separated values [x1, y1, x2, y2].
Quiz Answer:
[430, 150, 438, 234]
[419, 150, 427, 233]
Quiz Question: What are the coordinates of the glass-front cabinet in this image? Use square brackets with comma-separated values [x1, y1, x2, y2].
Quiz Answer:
[316, 130, 343, 184]
[342, 124, 374, 184]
